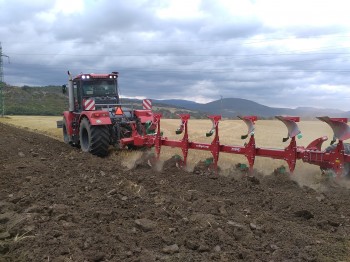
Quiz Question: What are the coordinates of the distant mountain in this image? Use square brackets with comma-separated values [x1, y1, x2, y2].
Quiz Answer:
[2, 84, 349, 119]
[153, 99, 200, 109]
[156, 98, 350, 119]
[293, 107, 347, 117]
[196, 98, 287, 118]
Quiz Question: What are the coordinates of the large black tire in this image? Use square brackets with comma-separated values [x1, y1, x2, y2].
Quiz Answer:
[324, 143, 350, 178]
[79, 118, 110, 157]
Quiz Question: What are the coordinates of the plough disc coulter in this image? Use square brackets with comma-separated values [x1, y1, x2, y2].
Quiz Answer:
[121, 114, 350, 178]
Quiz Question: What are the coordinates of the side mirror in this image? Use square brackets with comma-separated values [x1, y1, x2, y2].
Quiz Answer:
[62, 84, 67, 94]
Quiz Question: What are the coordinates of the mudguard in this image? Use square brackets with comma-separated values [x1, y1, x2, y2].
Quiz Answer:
[63, 111, 75, 136]
[80, 111, 112, 126]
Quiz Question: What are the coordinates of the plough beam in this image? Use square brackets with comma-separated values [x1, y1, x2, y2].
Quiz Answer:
[123, 114, 350, 178]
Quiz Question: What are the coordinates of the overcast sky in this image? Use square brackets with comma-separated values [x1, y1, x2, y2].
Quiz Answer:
[1, 0, 350, 110]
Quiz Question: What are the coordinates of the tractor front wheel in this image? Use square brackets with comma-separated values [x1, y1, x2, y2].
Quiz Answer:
[79, 118, 110, 157]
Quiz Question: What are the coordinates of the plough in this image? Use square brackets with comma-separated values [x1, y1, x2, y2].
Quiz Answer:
[122, 114, 350, 178]
[59, 72, 350, 177]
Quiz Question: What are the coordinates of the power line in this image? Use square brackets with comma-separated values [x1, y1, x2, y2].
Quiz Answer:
[5, 51, 350, 57]
[2, 33, 350, 44]
[5, 60, 350, 72]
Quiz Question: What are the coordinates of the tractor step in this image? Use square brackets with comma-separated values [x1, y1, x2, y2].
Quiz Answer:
[56, 120, 63, 128]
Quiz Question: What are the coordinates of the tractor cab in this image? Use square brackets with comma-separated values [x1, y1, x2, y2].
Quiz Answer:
[70, 73, 119, 112]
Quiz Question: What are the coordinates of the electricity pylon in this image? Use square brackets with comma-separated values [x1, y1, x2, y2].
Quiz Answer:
[0, 42, 10, 117]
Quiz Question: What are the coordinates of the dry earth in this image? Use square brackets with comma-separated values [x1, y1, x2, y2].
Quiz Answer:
[1, 122, 350, 261]
[0, 115, 337, 176]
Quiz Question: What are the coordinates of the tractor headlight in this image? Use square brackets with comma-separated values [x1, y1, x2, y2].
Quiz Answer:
[82, 75, 86, 79]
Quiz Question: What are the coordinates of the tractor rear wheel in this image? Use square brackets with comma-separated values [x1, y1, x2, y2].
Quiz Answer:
[324, 143, 350, 178]
[79, 118, 110, 157]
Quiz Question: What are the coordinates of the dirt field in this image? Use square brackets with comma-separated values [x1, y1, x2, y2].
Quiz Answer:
[0, 116, 337, 181]
[1, 122, 350, 261]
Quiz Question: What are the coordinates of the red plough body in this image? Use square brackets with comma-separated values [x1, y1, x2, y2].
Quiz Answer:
[121, 114, 350, 177]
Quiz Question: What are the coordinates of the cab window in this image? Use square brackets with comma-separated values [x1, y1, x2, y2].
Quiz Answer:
[82, 79, 117, 97]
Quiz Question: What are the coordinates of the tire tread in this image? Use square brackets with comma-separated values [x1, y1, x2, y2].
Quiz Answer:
[90, 125, 110, 157]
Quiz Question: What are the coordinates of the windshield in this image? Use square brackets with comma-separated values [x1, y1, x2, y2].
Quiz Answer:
[82, 79, 117, 97]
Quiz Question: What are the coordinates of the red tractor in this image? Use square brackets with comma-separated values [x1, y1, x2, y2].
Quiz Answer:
[57, 71, 154, 156]
[57, 71, 350, 178]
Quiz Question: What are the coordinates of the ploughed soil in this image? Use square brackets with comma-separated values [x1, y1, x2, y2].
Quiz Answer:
[1, 122, 350, 262]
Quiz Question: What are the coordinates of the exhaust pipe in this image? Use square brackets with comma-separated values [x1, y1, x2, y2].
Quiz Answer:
[67, 71, 75, 112]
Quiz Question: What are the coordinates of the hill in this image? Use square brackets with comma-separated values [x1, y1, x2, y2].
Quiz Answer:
[4, 85, 68, 115]
[2, 85, 349, 119]
[153, 99, 200, 109]
[1, 85, 205, 118]
[158, 98, 350, 119]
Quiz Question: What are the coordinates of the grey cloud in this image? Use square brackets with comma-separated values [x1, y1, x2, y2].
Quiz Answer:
[0, 0, 53, 24]
[285, 25, 349, 38]
[1, 0, 350, 111]
[198, 18, 266, 40]
[51, 1, 159, 41]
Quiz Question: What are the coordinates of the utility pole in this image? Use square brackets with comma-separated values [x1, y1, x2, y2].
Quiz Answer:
[0, 42, 10, 117]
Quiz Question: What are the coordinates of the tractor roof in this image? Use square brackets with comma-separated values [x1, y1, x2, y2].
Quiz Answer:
[73, 72, 118, 80]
